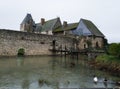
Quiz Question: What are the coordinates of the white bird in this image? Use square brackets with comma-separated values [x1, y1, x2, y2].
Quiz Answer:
[93, 76, 98, 83]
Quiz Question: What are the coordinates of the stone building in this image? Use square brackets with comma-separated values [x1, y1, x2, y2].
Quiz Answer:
[53, 18, 105, 49]
[76, 19, 105, 49]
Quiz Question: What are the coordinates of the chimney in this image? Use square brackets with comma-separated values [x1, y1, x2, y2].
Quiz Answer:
[63, 21, 67, 27]
[41, 18, 45, 25]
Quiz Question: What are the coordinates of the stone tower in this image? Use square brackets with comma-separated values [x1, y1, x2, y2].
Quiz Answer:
[20, 13, 35, 32]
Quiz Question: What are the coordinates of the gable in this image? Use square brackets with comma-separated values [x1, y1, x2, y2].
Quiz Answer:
[52, 18, 62, 30]
[75, 20, 92, 36]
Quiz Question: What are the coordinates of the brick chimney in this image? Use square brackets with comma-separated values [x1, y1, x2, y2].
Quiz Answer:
[63, 21, 67, 27]
[41, 18, 45, 25]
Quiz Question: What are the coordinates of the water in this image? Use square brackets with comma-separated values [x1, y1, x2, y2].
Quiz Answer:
[0, 56, 119, 89]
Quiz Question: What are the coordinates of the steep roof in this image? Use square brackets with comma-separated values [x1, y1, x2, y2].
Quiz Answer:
[35, 17, 60, 32]
[81, 19, 104, 37]
[21, 13, 35, 25]
[53, 22, 79, 32]
[42, 18, 58, 31]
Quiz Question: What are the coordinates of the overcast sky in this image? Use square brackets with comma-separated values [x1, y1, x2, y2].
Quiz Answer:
[0, 0, 120, 43]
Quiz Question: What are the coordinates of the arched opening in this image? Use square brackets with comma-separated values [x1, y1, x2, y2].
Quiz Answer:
[96, 42, 99, 48]
[17, 48, 25, 56]
[84, 44, 86, 49]
[52, 40, 56, 50]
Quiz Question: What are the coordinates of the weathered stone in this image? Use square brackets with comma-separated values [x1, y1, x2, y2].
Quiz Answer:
[0, 29, 74, 56]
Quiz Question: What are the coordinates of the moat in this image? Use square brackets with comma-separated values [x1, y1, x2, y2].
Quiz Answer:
[0, 56, 119, 89]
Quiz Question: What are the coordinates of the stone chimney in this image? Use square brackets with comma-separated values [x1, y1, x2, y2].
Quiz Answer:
[63, 21, 67, 27]
[41, 18, 45, 25]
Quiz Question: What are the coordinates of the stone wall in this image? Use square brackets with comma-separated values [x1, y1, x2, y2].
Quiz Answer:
[0, 29, 74, 56]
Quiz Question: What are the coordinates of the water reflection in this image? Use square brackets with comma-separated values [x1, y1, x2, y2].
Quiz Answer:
[38, 79, 47, 87]
[59, 56, 78, 68]
[0, 56, 119, 89]
[16, 57, 24, 67]
[22, 79, 30, 89]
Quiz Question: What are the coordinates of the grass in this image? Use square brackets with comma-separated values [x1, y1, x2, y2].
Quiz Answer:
[96, 54, 120, 64]
[91, 54, 120, 76]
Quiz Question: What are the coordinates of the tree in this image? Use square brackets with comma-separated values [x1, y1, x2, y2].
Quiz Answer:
[117, 43, 120, 57]
[108, 43, 120, 58]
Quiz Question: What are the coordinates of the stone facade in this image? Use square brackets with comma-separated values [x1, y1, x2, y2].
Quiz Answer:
[78, 36, 104, 49]
[0, 29, 74, 56]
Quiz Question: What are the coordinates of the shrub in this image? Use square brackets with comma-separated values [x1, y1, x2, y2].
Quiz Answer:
[17, 48, 25, 56]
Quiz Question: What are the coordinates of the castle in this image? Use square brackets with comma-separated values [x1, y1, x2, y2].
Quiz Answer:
[0, 14, 107, 56]
[20, 13, 106, 50]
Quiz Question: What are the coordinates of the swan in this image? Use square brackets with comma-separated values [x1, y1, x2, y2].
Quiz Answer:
[93, 76, 98, 83]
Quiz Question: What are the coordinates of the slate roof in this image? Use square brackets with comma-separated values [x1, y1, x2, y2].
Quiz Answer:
[35, 17, 60, 32]
[21, 13, 35, 25]
[81, 19, 104, 37]
[53, 22, 79, 32]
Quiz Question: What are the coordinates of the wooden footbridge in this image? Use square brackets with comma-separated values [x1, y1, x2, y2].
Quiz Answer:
[49, 48, 104, 54]
[50, 40, 105, 58]
[49, 47, 105, 59]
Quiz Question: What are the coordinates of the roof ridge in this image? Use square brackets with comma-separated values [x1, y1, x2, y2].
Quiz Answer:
[67, 22, 79, 25]
[45, 17, 59, 23]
